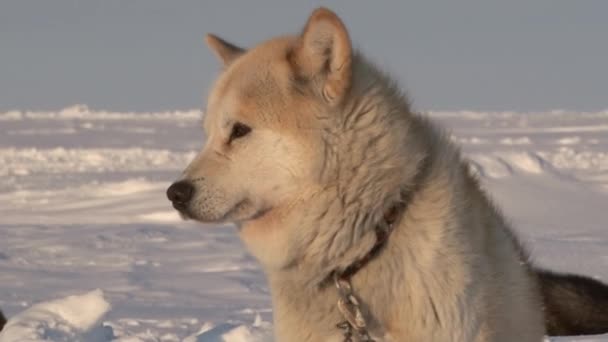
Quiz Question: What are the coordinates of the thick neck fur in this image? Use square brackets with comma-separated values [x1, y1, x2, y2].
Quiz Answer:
[256, 53, 458, 287]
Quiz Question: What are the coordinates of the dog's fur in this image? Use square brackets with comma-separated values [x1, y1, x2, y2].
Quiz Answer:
[168, 7, 608, 341]
[0, 310, 6, 332]
[536, 269, 608, 336]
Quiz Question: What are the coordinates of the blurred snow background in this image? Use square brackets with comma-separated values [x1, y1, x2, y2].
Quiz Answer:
[0, 107, 607, 341]
[1, 1, 607, 341]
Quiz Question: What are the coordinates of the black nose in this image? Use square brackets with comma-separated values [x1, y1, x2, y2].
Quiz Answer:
[167, 180, 194, 210]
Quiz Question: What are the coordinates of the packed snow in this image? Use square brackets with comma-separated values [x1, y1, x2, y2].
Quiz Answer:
[0, 289, 111, 342]
[0, 106, 607, 341]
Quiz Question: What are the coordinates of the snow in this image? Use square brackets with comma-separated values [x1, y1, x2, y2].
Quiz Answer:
[0, 107, 607, 341]
[0, 289, 111, 342]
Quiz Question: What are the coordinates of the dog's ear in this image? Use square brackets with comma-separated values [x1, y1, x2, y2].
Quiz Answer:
[290, 7, 352, 106]
[205, 34, 245, 66]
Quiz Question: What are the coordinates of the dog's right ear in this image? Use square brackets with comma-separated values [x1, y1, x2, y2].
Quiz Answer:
[290, 7, 352, 106]
[205, 34, 245, 66]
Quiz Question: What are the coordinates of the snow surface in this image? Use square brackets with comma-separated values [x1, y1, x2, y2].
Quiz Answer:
[0, 106, 607, 341]
[0, 289, 111, 342]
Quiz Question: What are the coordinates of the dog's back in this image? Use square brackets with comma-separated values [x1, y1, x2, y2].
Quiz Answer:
[537, 269, 608, 336]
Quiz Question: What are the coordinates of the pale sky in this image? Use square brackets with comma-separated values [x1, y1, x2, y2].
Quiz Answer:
[1, 0, 607, 112]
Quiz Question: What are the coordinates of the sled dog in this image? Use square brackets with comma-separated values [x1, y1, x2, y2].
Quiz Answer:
[167, 7, 608, 341]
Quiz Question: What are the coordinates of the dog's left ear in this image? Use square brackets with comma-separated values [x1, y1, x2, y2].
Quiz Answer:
[205, 34, 245, 66]
[290, 7, 352, 106]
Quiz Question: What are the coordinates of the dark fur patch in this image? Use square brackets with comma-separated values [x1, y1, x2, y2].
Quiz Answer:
[0, 309, 6, 332]
[536, 268, 608, 336]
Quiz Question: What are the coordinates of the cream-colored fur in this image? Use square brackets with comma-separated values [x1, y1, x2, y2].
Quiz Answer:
[176, 7, 545, 341]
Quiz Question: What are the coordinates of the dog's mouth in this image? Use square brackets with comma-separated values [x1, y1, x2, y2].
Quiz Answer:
[176, 209, 193, 221]
[222, 199, 271, 222]
[177, 198, 271, 224]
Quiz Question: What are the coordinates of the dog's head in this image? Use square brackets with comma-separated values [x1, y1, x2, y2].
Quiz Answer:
[167, 8, 353, 225]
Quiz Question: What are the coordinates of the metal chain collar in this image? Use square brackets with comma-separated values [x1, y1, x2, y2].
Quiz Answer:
[331, 203, 405, 342]
[330, 161, 429, 342]
[334, 273, 377, 341]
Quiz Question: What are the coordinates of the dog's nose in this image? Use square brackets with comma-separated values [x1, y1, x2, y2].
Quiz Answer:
[167, 180, 194, 209]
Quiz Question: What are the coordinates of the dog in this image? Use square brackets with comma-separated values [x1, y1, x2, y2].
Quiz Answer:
[167, 7, 608, 341]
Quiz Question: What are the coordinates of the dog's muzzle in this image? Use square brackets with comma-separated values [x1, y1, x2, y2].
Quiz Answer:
[166, 180, 195, 212]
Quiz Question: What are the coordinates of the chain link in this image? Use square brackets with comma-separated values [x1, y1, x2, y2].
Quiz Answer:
[334, 273, 376, 342]
[331, 201, 406, 342]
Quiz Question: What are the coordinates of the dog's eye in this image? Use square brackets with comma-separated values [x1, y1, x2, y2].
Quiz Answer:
[229, 122, 251, 142]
